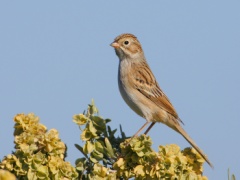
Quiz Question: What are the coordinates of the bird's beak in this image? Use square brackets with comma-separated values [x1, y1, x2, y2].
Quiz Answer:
[110, 42, 120, 48]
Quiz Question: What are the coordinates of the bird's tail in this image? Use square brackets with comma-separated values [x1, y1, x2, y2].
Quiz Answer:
[175, 125, 214, 168]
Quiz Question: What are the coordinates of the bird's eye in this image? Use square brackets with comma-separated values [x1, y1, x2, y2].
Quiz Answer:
[124, 41, 129, 45]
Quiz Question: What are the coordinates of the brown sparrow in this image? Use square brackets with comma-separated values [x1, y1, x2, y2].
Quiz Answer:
[110, 33, 213, 168]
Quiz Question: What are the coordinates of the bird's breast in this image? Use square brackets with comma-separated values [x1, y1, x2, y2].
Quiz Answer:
[118, 60, 145, 117]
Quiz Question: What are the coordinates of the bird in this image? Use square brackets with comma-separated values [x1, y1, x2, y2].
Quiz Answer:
[110, 33, 213, 168]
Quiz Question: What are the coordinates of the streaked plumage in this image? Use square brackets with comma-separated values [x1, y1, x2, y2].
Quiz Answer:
[111, 33, 213, 168]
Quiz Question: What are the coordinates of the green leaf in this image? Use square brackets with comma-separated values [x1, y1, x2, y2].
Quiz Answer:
[228, 169, 236, 180]
[92, 116, 106, 132]
[91, 150, 104, 161]
[134, 165, 145, 177]
[88, 121, 98, 136]
[88, 99, 99, 116]
[104, 138, 115, 158]
[83, 141, 94, 154]
[94, 141, 104, 153]
[75, 158, 87, 171]
[36, 165, 49, 179]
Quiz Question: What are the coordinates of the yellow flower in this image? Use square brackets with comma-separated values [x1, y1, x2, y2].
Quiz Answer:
[73, 114, 88, 125]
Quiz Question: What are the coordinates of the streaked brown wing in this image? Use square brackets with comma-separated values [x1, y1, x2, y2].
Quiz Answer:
[130, 61, 179, 119]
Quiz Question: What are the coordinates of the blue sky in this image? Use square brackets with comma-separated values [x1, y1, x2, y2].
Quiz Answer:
[1, 1, 239, 179]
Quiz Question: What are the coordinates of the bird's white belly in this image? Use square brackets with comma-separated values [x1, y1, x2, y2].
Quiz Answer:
[118, 61, 152, 118]
[118, 78, 145, 118]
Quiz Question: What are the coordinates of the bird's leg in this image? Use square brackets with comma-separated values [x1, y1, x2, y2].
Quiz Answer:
[144, 122, 156, 135]
[132, 121, 150, 138]
[126, 122, 150, 145]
